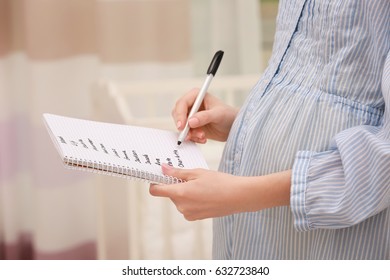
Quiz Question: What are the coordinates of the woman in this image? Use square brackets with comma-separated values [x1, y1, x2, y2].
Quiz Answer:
[150, 0, 389, 259]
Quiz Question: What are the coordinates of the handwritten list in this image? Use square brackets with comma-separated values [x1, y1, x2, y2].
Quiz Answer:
[43, 114, 208, 183]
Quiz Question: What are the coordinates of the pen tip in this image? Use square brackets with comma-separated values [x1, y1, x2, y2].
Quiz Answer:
[177, 141, 182, 146]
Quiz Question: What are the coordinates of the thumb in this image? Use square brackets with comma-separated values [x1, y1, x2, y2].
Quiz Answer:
[161, 163, 192, 181]
[149, 164, 190, 198]
[188, 110, 213, 128]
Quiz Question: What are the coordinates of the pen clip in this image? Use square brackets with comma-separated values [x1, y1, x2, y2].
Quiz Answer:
[207, 50, 224, 76]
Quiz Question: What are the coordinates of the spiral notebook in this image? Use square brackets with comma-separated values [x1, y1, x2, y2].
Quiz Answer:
[43, 113, 208, 184]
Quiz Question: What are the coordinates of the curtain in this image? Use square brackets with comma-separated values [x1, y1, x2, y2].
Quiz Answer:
[0, 0, 262, 259]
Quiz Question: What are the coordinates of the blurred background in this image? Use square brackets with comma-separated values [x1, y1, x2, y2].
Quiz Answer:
[0, 0, 278, 259]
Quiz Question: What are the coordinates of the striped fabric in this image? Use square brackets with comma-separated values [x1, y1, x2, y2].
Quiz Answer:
[213, 0, 390, 259]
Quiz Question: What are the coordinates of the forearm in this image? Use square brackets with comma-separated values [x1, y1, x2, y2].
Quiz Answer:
[150, 165, 292, 220]
[232, 170, 292, 214]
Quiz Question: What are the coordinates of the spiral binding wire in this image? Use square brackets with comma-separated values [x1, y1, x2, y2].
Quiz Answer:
[63, 156, 183, 184]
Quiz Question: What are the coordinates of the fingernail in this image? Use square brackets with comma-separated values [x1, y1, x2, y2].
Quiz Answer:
[162, 163, 173, 171]
[188, 117, 199, 127]
[197, 131, 205, 138]
[176, 121, 182, 129]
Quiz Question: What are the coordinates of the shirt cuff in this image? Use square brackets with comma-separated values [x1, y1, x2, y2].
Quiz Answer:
[291, 150, 314, 232]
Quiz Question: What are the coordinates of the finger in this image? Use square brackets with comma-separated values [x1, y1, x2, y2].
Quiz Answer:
[185, 134, 207, 144]
[161, 163, 196, 180]
[172, 89, 200, 130]
[187, 127, 205, 140]
[161, 163, 207, 183]
[149, 164, 196, 198]
[188, 133, 207, 144]
[184, 128, 204, 140]
[149, 183, 174, 198]
[191, 137, 207, 144]
[189, 110, 214, 129]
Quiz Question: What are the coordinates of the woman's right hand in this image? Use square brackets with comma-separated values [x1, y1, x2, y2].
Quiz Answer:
[172, 88, 239, 143]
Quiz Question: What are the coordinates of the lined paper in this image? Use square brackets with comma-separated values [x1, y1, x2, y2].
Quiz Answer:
[43, 113, 208, 183]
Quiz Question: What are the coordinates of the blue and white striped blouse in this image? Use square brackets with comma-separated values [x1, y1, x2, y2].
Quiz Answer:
[213, 0, 389, 259]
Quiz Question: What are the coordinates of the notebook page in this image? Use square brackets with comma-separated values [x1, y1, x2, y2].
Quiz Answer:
[43, 114, 208, 177]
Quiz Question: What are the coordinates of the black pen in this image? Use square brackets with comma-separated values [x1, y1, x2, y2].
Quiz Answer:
[177, 50, 224, 146]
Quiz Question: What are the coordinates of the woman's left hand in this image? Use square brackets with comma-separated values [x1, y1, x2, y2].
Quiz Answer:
[149, 164, 292, 221]
[149, 164, 246, 220]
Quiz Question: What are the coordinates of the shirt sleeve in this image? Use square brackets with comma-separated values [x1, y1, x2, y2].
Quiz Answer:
[291, 52, 390, 232]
